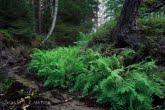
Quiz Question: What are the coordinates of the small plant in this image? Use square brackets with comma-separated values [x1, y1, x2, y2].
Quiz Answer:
[75, 32, 94, 48]
[121, 48, 136, 58]
[0, 79, 13, 92]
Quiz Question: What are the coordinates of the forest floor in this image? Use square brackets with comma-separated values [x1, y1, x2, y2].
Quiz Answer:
[0, 47, 105, 110]
[0, 32, 165, 110]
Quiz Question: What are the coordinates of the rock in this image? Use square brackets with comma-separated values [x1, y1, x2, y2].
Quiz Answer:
[0, 68, 9, 79]
[117, 32, 140, 49]
[126, 33, 140, 49]
[157, 66, 165, 71]
[0, 50, 7, 59]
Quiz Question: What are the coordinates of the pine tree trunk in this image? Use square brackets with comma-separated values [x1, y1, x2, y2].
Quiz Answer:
[113, 0, 142, 48]
[32, 0, 36, 32]
[38, 0, 42, 33]
[42, 0, 58, 44]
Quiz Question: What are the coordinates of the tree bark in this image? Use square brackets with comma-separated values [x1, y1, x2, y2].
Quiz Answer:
[42, 0, 58, 44]
[32, 0, 36, 32]
[38, 0, 42, 33]
[50, 0, 54, 18]
[112, 0, 142, 48]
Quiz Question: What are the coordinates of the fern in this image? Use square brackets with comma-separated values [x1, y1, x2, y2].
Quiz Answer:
[121, 48, 136, 58]
[28, 47, 165, 110]
[75, 32, 94, 48]
[28, 47, 83, 88]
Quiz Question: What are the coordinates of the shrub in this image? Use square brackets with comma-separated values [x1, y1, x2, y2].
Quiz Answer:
[28, 47, 165, 110]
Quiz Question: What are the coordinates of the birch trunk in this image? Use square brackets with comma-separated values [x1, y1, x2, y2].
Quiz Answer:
[42, 0, 58, 44]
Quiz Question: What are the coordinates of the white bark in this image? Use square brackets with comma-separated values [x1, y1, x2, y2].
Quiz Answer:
[42, 0, 58, 44]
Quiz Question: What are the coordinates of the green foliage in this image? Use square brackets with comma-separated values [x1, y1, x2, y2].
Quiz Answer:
[58, 0, 96, 26]
[138, 17, 165, 34]
[0, 0, 39, 41]
[43, 0, 97, 43]
[91, 17, 165, 42]
[0, 29, 12, 39]
[0, 0, 33, 30]
[29, 47, 165, 110]
[94, 20, 116, 38]
[28, 47, 85, 87]
[143, 0, 157, 8]
[104, 0, 165, 20]
[95, 60, 164, 110]
[72, 55, 122, 97]
[73, 54, 164, 110]
[121, 48, 136, 59]
[104, 0, 123, 18]
[75, 32, 94, 48]
[0, 79, 13, 92]
[83, 20, 117, 52]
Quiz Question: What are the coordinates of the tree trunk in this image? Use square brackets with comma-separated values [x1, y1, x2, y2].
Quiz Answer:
[32, 0, 36, 32]
[50, 0, 54, 18]
[42, 0, 58, 44]
[112, 0, 142, 48]
[38, 0, 42, 33]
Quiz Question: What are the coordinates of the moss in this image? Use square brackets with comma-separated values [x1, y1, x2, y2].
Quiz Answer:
[144, 0, 157, 7]
[138, 17, 165, 34]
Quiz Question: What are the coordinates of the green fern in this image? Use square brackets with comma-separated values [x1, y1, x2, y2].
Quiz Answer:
[28, 47, 84, 88]
[28, 47, 165, 110]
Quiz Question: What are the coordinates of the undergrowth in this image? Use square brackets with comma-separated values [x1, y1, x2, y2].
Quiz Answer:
[138, 17, 165, 34]
[89, 17, 165, 41]
[28, 47, 165, 110]
[0, 79, 13, 92]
